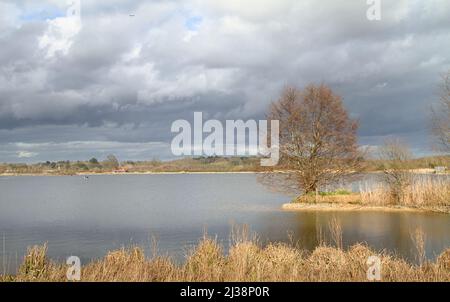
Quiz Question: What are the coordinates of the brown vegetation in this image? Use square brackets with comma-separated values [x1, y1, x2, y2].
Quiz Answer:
[287, 177, 450, 213]
[359, 177, 450, 212]
[378, 139, 413, 205]
[2, 233, 449, 282]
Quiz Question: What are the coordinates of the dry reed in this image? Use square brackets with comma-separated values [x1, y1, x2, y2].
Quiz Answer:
[2, 228, 449, 282]
[359, 177, 450, 212]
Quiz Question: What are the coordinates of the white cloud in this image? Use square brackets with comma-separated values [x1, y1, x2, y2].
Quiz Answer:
[17, 151, 38, 158]
[2, 141, 169, 163]
[39, 13, 82, 58]
[1, 0, 450, 159]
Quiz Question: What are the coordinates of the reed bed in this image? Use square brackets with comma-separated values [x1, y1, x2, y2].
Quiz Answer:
[2, 232, 449, 282]
[359, 177, 450, 211]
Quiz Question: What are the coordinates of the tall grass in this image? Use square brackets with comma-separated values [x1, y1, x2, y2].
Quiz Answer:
[410, 228, 426, 266]
[2, 228, 449, 282]
[360, 177, 450, 211]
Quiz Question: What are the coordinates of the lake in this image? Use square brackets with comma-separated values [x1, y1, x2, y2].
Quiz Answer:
[0, 173, 449, 274]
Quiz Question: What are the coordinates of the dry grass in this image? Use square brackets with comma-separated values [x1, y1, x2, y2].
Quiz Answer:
[360, 178, 450, 212]
[289, 178, 450, 213]
[2, 232, 449, 282]
[411, 228, 426, 266]
[295, 193, 361, 204]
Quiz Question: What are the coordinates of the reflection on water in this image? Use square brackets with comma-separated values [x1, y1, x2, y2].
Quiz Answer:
[0, 174, 449, 274]
[256, 211, 449, 261]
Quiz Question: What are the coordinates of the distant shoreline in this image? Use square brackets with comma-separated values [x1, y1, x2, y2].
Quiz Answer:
[0, 171, 264, 177]
[0, 168, 446, 177]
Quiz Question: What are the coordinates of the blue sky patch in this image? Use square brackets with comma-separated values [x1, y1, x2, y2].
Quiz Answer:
[20, 6, 65, 22]
[185, 16, 203, 31]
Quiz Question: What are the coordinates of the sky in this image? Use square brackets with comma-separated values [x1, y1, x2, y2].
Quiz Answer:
[0, 0, 449, 163]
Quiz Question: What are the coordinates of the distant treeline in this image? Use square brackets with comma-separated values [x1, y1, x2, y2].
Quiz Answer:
[0, 156, 264, 175]
[363, 155, 450, 172]
[0, 155, 448, 175]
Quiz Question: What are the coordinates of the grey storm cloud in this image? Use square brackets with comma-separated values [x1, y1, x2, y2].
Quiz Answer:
[0, 0, 450, 162]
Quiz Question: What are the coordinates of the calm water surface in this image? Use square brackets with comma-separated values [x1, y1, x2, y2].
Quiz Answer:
[0, 174, 449, 274]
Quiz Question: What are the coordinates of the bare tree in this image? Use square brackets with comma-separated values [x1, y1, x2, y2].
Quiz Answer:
[431, 72, 450, 153]
[379, 138, 412, 205]
[103, 154, 120, 170]
[267, 84, 362, 194]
